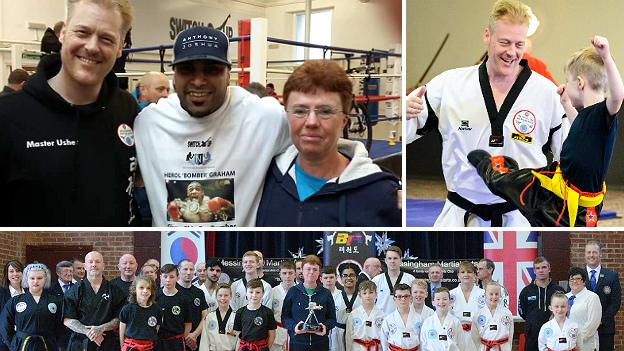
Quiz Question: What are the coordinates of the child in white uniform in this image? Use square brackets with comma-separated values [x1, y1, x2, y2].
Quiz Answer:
[449, 262, 485, 351]
[538, 292, 579, 351]
[471, 282, 514, 351]
[380, 283, 421, 351]
[346, 280, 385, 351]
[420, 287, 466, 351]
[271, 260, 296, 351]
[411, 279, 435, 337]
[199, 284, 237, 351]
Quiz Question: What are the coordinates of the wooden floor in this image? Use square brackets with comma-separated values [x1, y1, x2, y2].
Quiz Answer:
[407, 177, 624, 227]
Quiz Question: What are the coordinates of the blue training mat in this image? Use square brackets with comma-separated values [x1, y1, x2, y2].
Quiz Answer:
[353, 139, 401, 160]
[406, 198, 617, 227]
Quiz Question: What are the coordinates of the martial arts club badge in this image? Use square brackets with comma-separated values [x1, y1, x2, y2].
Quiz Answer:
[427, 329, 437, 340]
[375, 318, 384, 328]
[604, 286, 611, 294]
[148, 316, 158, 327]
[16, 302, 26, 313]
[568, 328, 577, 339]
[389, 323, 398, 335]
[194, 297, 201, 306]
[254, 317, 264, 326]
[544, 328, 553, 338]
[353, 317, 363, 328]
[172, 305, 181, 315]
[208, 320, 217, 330]
[586, 207, 598, 227]
[48, 303, 57, 314]
[512, 110, 536, 134]
[117, 124, 135, 147]
[477, 315, 487, 327]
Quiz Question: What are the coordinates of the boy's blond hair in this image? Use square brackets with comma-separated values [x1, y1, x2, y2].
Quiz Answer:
[488, 0, 532, 32]
[411, 279, 428, 291]
[565, 47, 607, 92]
[358, 280, 377, 293]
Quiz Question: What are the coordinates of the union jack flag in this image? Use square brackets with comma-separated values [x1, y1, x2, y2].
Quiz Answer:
[484, 231, 538, 316]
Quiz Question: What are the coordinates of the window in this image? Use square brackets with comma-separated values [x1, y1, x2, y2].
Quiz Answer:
[294, 9, 332, 61]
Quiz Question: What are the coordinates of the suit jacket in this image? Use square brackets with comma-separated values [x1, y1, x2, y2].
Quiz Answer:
[425, 282, 441, 309]
[585, 267, 621, 334]
[357, 272, 371, 285]
[48, 281, 64, 297]
[46, 281, 74, 347]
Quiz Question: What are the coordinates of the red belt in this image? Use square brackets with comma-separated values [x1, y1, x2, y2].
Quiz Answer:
[354, 338, 381, 351]
[388, 344, 418, 351]
[276, 321, 284, 328]
[163, 334, 185, 341]
[547, 348, 572, 351]
[123, 338, 154, 351]
[462, 323, 472, 331]
[480, 337, 509, 351]
[239, 339, 268, 351]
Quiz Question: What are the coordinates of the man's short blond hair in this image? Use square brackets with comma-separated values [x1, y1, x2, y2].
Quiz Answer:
[488, 0, 532, 32]
[565, 47, 607, 93]
[67, 0, 133, 37]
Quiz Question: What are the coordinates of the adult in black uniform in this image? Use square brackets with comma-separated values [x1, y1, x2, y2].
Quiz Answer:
[64, 251, 127, 351]
[156, 264, 192, 351]
[0, 260, 24, 351]
[110, 254, 138, 297]
[0, 0, 138, 226]
[176, 259, 208, 350]
[584, 240, 621, 351]
[518, 257, 565, 351]
[0, 263, 64, 350]
[48, 260, 75, 350]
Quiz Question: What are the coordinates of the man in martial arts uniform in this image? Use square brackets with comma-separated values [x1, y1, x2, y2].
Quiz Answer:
[177, 259, 209, 350]
[64, 251, 127, 351]
[199, 259, 223, 313]
[373, 246, 415, 314]
[334, 263, 362, 351]
[405, 0, 565, 227]
[231, 251, 273, 311]
[380, 284, 421, 351]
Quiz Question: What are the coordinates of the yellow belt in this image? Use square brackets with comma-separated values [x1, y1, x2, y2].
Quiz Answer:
[531, 165, 605, 227]
[22, 336, 48, 351]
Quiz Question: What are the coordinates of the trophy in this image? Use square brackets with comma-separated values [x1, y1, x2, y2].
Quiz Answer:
[301, 301, 324, 332]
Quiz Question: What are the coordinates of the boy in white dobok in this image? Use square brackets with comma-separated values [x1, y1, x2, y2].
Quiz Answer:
[199, 284, 237, 351]
[380, 283, 421, 351]
[450, 261, 485, 351]
[270, 260, 296, 351]
[411, 279, 435, 336]
[230, 251, 273, 311]
[346, 280, 385, 351]
[420, 287, 466, 351]
[471, 282, 514, 351]
[538, 292, 580, 351]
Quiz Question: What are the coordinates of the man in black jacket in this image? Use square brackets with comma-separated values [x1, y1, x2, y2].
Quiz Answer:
[518, 257, 565, 351]
[40, 21, 64, 53]
[0, 0, 137, 226]
[48, 260, 75, 350]
[584, 240, 621, 351]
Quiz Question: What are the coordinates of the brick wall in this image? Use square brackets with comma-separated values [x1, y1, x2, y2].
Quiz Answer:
[570, 232, 624, 350]
[0, 231, 135, 282]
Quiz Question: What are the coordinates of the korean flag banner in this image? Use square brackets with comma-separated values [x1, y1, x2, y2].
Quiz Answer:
[161, 231, 206, 265]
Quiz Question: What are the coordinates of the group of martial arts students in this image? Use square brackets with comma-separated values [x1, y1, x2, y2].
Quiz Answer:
[0, 248, 589, 351]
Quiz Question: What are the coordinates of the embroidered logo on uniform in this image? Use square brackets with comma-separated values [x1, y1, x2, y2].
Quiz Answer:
[450, 293, 456, 303]
[427, 329, 437, 340]
[568, 327, 577, 339]
[254, 317, 264, 326]
[604, 286, 611, 294]
[528, 295, 536, 301]
[463, 311, 471, 317]
[273, 299, 279, 309]
[48, 303, 57, 314]
[235, 292, 241, 298]
[586, 207, 598, 227]
[208, 320, 218, 330]
[511, 132, 533, 144]
[458, 120, 472, 131]
[102, 293, 110, 301]
[352, 317, 363, 328]
[502, 315, 511, 327]
[209, 302, 216, 309]
[512, 110, 536, 135]
[117, 124, 135, 147]
[172, 305, 181, 315]
[375, 317, 384, 329]
[194, 297, 201, 307]
[478, 294, 486, 307]
[477, 315, 487, 326]
[148, 316, 158, 327]
[447, 327, 454, 338]
[415, 321, 422, 333]
[16, 302, 27, 313]
[388, 323, 397, 335]
[544, 328, 553, 338]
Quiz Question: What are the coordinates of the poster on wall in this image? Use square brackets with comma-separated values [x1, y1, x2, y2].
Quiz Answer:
[161, 231, 206, 265]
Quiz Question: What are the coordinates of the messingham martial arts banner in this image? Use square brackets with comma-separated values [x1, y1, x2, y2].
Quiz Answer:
[161, 231, 206, 265]
[220, 258, 289, 287]
[400, 259, 480, 287]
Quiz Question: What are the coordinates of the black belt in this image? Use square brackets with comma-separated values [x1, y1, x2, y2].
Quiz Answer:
[447, 191, 516, 226]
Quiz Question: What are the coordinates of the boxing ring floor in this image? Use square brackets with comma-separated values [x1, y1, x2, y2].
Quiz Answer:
[406, 177, 624, 227]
